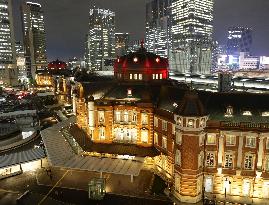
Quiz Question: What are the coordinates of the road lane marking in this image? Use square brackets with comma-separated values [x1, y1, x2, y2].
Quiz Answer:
[38, 170, 69, 205]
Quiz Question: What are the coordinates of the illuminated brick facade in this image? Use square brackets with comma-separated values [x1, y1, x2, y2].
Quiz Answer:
[71, 46, 269, 203]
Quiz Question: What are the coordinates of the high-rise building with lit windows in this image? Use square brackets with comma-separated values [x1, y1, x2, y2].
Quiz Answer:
[227, 27, 252, 55]
[21, 1, 47, 79]
[0, 0, 18, 86]
[115, 33, 130, 56]
[85, 8, 115, 71]
[171, 0, 214, 42]
[15, 41, 27, 82]
[145, 0, 172, 58]
[169, 0, 214, 75]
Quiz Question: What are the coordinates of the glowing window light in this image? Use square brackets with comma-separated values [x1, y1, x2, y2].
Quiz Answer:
[243, 111, 252, 116]
[262, 112, 269, 117]
[133, 57, 138, 63]
[156, 57, 160, 63]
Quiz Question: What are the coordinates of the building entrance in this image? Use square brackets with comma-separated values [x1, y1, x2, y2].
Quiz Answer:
[113, 127, 137, 143]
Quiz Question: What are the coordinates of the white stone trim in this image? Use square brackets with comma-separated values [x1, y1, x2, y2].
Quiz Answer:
[218, 135, 224, 167]
[237, 135, 244, 169]
[257, 135, 264, 170]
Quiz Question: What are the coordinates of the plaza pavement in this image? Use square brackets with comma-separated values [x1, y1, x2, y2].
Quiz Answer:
[36, 166, 165, 199]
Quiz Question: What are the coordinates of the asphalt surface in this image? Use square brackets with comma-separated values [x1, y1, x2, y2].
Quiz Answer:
[0, 170, 172, 205]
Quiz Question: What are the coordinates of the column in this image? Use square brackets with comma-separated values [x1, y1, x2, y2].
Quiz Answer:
[257, 135, 264, 170]
[237, 134, 244, 169]
[218, 135, 224, 167]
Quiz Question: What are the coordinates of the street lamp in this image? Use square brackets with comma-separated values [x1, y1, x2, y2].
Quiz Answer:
[224, 177, 231, 200]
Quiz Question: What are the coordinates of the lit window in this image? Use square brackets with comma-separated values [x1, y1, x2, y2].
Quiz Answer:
[99, 127, 105, 140]
[156, 57, 160, 63]
[141, 113, 148, 125]
[154, 116, 158, 127]
[133, 57, 138, 63]
[162, 136, 167, 150]
[134, 74, 137, 80]
[200, 118, 205, 127]
[177, 117, 182, 126]
[225, 106, 233, 117]
[141, 130, 148, 143]
[246, 136, 256, 148]
[224, 153, 233, 168]
[204, 176, 213, 193]
[243, 111, 252, 116]
[226, 135, 236, 146]
[262, 112, 269, 117]
[162, 120, 167, 131]
[244, 154, 254, 170]
[127, 89, 132, 97]
[176, 132, 182, 145]
[207, 134, 216, 145]
[129, 73, 133, 80]
[132, 111, 137, 122]
[242, 179, 251, 196]
[139, 74, 142, 80]
[175, 149, 181, 165]
[160, 73, 163, 79]
[115, 111, 121, 122]
[187, 119, 194, 127]
[156, 74, 159, 80]
[98, 111, 105, 123]
[123, 111, 128, 122]
[206, 152, 215, 167]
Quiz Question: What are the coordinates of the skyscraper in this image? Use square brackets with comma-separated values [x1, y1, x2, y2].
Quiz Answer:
[169, 0, 214, 75]
[21, 1, 47, 80]
[127, 40, 141, 53]
[15, 41, 27, 82]
[0, 0, 18, 86]
[171, 0, 214, 42]
[85, 8, 115, 71]
[115, 33, 130, 56]
[227, 26, 252, 55]
[145, 0, 172, 58]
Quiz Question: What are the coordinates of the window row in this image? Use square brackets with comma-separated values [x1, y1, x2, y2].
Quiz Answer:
[154, 117, 168, 131]
[225, 106, 269, 117]
[129, 73, 143, 80]
[112, 111, 148, 125]
[206, 134, 263, 148]
[176, 117, 206, 128]
[99, 127, 149, 143]
[204, 152, 269, 170]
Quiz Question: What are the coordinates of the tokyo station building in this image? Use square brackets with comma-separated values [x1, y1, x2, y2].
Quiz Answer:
[55, 45, 269, 203]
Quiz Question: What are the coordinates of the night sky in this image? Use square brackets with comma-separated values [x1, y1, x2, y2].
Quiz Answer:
[13, 0, 269, 61]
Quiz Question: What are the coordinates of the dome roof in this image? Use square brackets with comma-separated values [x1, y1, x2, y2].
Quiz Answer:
[48, 59, 67, 70]
[176, 91, 206, 117]
[114, 44, 168, 70]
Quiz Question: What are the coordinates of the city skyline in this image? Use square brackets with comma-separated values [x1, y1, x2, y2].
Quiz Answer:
[12, 0, 269, 61]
